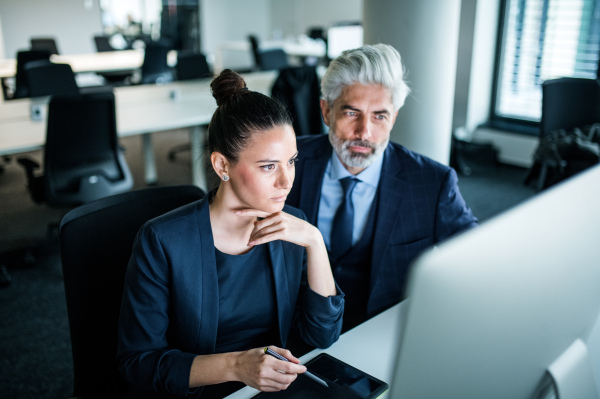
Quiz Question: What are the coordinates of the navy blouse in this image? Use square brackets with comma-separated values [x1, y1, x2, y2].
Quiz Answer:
[214, 245, 278, 353]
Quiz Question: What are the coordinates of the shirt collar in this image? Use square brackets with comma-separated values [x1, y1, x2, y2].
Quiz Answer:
[328, 147, 385, 188]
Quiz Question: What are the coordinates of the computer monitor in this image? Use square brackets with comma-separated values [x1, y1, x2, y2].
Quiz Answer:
[389, 164, 600, 398]
[327, 23, 363, 59]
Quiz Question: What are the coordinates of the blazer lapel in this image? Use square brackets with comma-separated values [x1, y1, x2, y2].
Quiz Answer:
[298, 141, 330, 225]
[193, 197, 220, 355]
[369, 145, 407, 293]
[267, 240, 292, 345]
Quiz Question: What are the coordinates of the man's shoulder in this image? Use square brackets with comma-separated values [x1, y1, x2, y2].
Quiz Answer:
[297, 134, 330, 152]
[385, 141, 451, 175]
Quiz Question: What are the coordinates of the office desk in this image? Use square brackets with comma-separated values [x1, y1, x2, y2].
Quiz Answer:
[225, 302, 406, 399]
[0, 71, 278, 190]
[214, 39, 326, 72]
[0, 49, 178, 78]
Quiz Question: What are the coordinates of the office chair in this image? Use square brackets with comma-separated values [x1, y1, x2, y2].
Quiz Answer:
[13, 49, 52, 99]
[525, 77, 600, 190]
[30, 37, 60, 55]
[140, 40, 174, 84]
[167, 51, 212, 161]
[271, 66, 324, 136]
[93, 35, 115, 52]
[17, 92, 134, 207]
[59, 184, 205, 399]
[248, 34, 261, 71]
[93, 35, 133, 85]
[24, 60, 79, 98]
[259, 49, 289, 71]
[247, 35, 289, 71]
[175, 50, 211, 80]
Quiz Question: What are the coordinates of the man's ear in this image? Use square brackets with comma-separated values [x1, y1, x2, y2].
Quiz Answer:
[320, 98, 331, 127]
[210, 152, 229, 179]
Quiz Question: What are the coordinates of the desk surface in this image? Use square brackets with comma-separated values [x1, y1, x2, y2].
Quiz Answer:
[0, 71, 278, 189]
[226, 302, 406, 398]
[0, 49, 177, 78]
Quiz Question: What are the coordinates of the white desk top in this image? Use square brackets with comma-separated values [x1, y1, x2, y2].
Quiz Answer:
[0, 49, 177, 78]
[213, 38, 326, 73]
[225, 302, 406, 398]
[0, 70, 278, 157]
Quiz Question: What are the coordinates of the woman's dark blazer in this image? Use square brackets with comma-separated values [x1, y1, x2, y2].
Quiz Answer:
[117, 195, 343, 397]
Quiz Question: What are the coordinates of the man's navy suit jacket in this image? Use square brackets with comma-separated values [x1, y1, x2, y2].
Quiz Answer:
[117, 195, 343, 397]
[287, 134, 478, 317]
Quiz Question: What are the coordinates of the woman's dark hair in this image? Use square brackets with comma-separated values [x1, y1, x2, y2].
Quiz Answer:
[208, 69, 293, 162]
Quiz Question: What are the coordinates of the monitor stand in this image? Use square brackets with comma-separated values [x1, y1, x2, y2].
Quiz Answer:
[534, 339, 599, 399]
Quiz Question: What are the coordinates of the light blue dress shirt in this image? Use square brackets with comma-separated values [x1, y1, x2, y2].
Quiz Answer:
[318, 151, 384, 250]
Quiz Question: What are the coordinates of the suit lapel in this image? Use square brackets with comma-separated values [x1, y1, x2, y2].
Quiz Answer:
[297, 139, 330, 225]
[194, 197, 219, 355]
[267, 240, 292, 345]
[369, 145, 407, 293]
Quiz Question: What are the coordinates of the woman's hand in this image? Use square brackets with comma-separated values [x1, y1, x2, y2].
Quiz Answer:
[235, 209, 319, 249]
[235, 209, 336, 297]
[233, 346, 306, 392]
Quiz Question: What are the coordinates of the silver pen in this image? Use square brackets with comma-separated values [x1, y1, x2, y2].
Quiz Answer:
[263, 347, 329, 388]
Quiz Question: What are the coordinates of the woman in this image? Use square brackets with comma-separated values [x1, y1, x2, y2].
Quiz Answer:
[117, 69, 344, 398]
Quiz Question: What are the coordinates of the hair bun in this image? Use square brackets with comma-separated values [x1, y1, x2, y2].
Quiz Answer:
[211, 69, 248, 107]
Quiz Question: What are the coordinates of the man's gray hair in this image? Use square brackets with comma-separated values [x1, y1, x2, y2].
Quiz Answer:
[321, 43, 410, 111]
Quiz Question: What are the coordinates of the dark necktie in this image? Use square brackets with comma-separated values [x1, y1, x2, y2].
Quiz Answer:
[330, 177, 359, 259]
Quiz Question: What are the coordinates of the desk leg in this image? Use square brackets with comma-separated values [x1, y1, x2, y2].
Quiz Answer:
[189, 125, 207, 191]
[142, 134, 157, 185]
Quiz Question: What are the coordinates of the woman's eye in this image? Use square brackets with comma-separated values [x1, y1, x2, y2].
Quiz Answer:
[261, 164, 276, 171]
[288, 158, 297, 166]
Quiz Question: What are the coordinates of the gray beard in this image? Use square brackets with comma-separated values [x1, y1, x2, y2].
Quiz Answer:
[328, 130, 388, 169]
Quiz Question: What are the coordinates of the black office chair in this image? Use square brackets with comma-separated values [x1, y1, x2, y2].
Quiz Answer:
[30, 37, 60, 55]
[271, 66, 324, 136]
[140, 40, 174, 84]
[167, 52, 212, 162]
[248, 35, 289, 71]
[12, 49, 52, 99]
[525, 77, 600, 190]
[93, 35, 134, 86]
[18, 92, 134, 207]
[259, 49, 289, 71]
[24, 60, 79, 98]
[175, 50, 211, 80]
[59, 184, 205, 399]
[94, 35, 115, 52]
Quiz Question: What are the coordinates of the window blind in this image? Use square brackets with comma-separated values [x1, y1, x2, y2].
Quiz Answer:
[495, 0, 600, 122]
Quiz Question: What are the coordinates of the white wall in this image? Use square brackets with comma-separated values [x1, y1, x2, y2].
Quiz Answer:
[200, 0, 271, 70]
[0, 0, 103, 57]
[270, 0, 362, 40]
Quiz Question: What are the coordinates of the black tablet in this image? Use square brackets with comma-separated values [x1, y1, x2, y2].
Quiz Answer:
[253, 352, 389, 399]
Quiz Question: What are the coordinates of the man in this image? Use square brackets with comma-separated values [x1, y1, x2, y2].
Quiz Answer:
[287, 44, 478, 331]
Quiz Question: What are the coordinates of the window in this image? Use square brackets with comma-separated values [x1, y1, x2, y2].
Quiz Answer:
[493, 0, 600, 126]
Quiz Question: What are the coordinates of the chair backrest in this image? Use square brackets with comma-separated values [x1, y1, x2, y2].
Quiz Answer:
[24, 60, 79, 98]
[44, 92, 133, 206]
[541, 77, 600, 136]
[248, 34, 261, 69]
[141, 40, 174, 84]
[59, 185, 205, 399]
[94, 35, 115, 52]
[30, 37, 59, 55]
[271, 66, 324, 136]
[13, 49, 52, 99]
[176, 50, 211, 80]
[258, 48, 289, 71]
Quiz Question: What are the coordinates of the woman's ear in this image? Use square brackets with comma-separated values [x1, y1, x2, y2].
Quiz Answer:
[211, 152, 230, 181]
